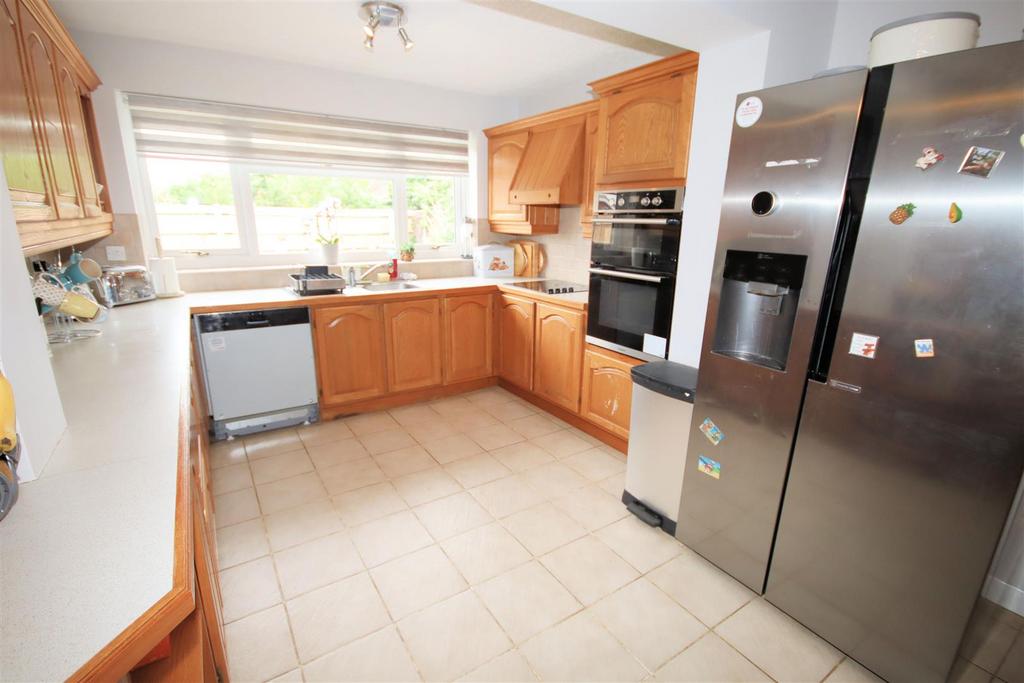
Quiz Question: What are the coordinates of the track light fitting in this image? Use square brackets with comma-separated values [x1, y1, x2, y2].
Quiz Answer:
[358, 1, 412, 52]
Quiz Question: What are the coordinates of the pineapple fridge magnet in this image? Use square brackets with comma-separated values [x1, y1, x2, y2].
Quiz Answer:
[889, 203, 916, 225]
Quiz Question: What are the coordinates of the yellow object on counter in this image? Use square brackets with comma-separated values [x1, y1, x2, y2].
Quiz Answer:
[376, 272, 391, 282]
[58, 292, 101, 320]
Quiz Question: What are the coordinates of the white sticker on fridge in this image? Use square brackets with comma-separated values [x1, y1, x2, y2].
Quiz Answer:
[735, 96, 763, 128]
[848, 332, 879, 359]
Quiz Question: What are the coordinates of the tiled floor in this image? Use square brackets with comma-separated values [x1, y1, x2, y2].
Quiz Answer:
[210, 386, 1021, 683]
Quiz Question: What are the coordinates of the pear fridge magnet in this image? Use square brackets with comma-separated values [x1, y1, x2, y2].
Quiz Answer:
[948, 202, 963, 223]
[889, 203, 916, 225]
[915, 147, 944, 170]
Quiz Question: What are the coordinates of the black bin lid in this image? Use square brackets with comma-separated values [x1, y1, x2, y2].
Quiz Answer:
[631, 360, 698, 403]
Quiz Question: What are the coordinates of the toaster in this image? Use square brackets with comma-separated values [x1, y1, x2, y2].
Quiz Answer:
[91, 266, 157, 307]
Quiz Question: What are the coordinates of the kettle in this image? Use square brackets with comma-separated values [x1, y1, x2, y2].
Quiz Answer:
[0, 372, 20, 523]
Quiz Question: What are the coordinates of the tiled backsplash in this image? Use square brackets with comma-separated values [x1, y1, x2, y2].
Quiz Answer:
[488, 206, 591, 285]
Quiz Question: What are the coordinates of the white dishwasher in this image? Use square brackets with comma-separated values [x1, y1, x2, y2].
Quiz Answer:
[195, 307, 319, 439]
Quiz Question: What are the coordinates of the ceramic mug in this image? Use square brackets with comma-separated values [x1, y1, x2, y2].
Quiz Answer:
[63, 252, 102, 284]
[58, 291, 101, 320]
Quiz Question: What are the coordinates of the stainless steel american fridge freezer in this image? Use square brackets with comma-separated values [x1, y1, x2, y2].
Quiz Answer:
[676, 40, 1024, 683]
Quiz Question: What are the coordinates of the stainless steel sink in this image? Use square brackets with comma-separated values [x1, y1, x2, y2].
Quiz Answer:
[359, 281, 420, 291]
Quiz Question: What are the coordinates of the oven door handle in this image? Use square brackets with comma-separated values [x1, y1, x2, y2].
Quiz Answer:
[591, 216, 680, 226]
[588, 268, 668, 283]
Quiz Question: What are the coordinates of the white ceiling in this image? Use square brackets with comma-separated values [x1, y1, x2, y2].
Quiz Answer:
[50, 0, 668, 97]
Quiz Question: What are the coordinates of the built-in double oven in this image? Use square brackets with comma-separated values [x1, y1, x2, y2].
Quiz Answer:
[587, 187, 683, 361]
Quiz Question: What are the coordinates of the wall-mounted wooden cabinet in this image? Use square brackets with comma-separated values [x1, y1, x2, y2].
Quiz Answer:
[580, 110, 599, 238]
[444, 293, 494, 384]
[1, 0, 111, 255]
[590, 52, 698, 188]
[533, 302, 585, 413]
[314, 304, 388, 405]
[384, 299, 443, 393]
[486, 131, 559, 236]
[580, 345, 643, 439]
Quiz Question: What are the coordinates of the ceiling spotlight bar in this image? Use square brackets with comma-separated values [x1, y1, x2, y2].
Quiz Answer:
[358, 1, 413, 52]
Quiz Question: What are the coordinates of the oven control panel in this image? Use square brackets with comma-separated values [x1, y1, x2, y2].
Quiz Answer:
[594, 187, 684, 214]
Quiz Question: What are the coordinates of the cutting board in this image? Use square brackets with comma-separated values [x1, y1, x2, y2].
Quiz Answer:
[508, 240, 546, 277]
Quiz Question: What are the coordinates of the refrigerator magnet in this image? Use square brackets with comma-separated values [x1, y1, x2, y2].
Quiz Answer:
[699, 418, 725, 446]
[914, 146, 944, 170]
[849, 332, 879, 359]
[958, 146, 1005, 178]
[914, 339, 935, 358]
[889, 203, 915, 225]
[948, 203, 963, 223]
[697, 455, 722, 480]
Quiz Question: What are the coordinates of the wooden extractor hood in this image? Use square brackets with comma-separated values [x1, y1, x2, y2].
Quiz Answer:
[508, 117, 585, 206]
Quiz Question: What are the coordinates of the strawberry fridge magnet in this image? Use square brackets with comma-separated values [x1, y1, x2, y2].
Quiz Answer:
[889, 203, 916, 225]
[915, 147, 944, 170]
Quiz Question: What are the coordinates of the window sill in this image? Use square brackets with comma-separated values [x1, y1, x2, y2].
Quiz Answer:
[176, 257, 472, 275]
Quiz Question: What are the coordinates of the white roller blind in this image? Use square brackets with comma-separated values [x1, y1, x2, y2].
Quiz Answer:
[126, 93, 469, 175]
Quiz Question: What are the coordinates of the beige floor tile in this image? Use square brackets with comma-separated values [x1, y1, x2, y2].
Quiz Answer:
[306, 437, 370, 470]
[589, 578, 706, 672]
[949, 657, 997, 683]
[483, 399, 536, 422]
[264, 498, 344, 551]
[211, 439, 248, 469]
[447, 411, 501, 433]
[219, 556, 282, 623]
[961, 604, 1020, 673]
[268, 667, 304, 682]
[332, 482, 408, 527]
[297, 418, 354, 447]
[214, 487, 261, 528]
[318, 456, 387, 496]
[540, 536, 639, 605]
[647, 549, 754, 627]
[825, 657, 884, 682]
[490, 442, 556, 472]
[597, 471, 626, 499]
[716, 598, 842, 682]
[506, 414, 563, 439]
[519, 612, 647, 682]
[273, 531, 364, 599]
[521, 462, 588, 500]
[373, 444, 438, 478]
[371, 545, 468, 619]
[428, 395, 479, 418]
[552, 485, 629, 532]
[654, 632, 770, 683]
[392, 467, 463, 507]
[286, 572, 391, 663]
[225, 605, 298, 683]
[244, 427, 304, 460]
[469, 475, 546, 518]
[442, 522, 532, 584]
[350, 510, 434, 567]
[458, 649, 537, 682]
[595, 515, 683, 573]
[250, 449, 315, 485]
[476, 561, 582, 643]
[533, 430, 592, 459]
[562, 447, 626, 482]
[216, 518, 270, 569]
[413, 491, 493, 541]
[464, 423, 525, 451]
[501, 502, 587, 556]
[397, 590, 512, 681]
[445, 453, 512, 489]
[345, 410, 401, 435]
[360, 428, 418, 455]
[302, 625, 421, 682]
[211, 462, 254, 496]
[390, 402, 445, 426]
[999, 632, 1024, 682]
[566, 426, 605, 447]
[422, 433, 484, 464]
[406, 420, 459, 444]
[256, 471, 328, 515]
[463, 386, 515, 406]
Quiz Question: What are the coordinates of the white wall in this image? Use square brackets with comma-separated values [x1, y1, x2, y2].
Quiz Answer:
[0, 169, 66, 482]
[70, 31, 520, 260]
[827, 0, 1024, 68]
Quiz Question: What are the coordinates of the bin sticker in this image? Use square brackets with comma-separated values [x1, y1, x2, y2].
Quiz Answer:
[698, 455, 721, 480]
[735, 96, 763, 128]
[699, 418, 725, 446]
[207, 336, 226, 352]
[849, 332, 879, 359]
[914, 339, 935, 358]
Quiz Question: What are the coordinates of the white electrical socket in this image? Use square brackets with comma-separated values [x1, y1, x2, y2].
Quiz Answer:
[105, 246, 127, 261]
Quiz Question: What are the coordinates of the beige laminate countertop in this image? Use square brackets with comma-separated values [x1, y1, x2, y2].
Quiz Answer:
[0, 276, 586, 681]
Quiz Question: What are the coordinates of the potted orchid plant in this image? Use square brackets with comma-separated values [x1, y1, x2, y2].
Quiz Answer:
[313, 198, 343, 264]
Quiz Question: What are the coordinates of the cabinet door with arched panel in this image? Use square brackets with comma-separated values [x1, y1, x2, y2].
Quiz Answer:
[314, 304, 388, 405]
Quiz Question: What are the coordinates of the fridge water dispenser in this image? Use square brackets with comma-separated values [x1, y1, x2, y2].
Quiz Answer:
[711, 250, 807, 371]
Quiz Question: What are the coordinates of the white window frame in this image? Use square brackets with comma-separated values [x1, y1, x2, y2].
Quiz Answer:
[138, 156, 467, 270]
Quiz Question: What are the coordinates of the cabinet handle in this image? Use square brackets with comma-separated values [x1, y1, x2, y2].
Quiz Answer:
[328, 317, 344, 329]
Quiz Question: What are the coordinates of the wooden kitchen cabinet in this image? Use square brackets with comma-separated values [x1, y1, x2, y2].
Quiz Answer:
[384, 299, 443, 392]
[314, 304, 388, 405]
[580, 345, 643, 439]
[580, 110, 599, 238]
[55, 50, 102, 216]
[486, 131, 559, 235]
[533, 302, 585, 412]
[444, 293, 494, 384]
[590, 52, 698, 187]
[497, 293, 535, 390]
